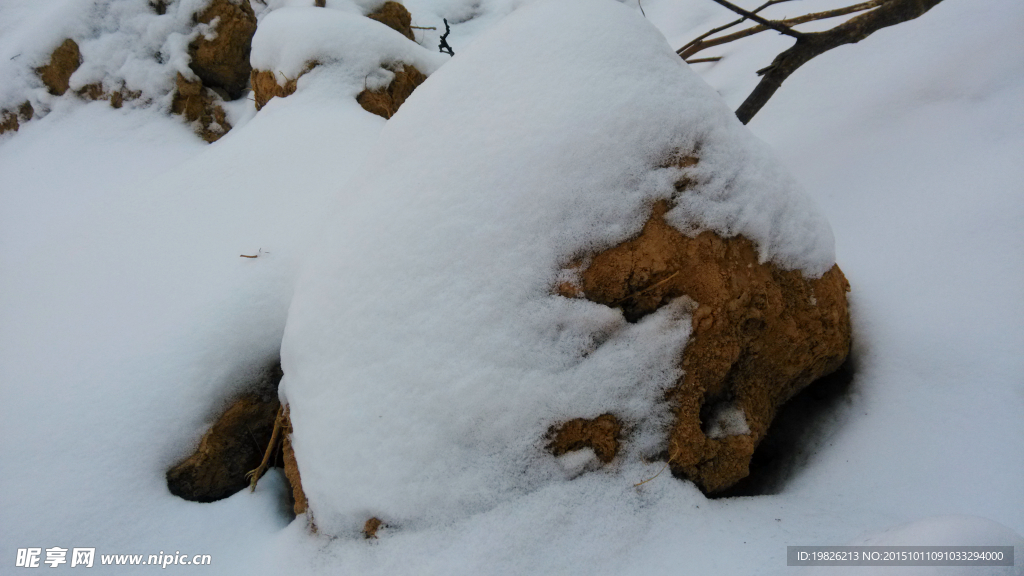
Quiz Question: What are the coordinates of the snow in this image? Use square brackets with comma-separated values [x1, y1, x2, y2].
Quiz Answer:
[1, 0, 1022, 573]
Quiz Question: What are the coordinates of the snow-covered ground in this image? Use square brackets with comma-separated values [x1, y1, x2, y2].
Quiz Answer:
[1, 0, 1021, 574]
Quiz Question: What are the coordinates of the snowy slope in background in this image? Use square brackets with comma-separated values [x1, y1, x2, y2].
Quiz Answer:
[1, 0, 1021, 573]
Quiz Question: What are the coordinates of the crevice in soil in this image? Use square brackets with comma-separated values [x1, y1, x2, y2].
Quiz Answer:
[711, 356, 856, 497]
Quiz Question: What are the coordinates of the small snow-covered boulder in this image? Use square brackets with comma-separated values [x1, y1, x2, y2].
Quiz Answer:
[279, 0, 848, 534]
[248, 7, 443, 114]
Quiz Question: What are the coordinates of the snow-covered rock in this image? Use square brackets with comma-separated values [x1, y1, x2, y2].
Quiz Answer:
[278, 0, 843, 536]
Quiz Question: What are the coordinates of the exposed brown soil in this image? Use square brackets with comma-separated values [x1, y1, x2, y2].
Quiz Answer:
[37, 39, 81, 96]
[570, 182, 851, 492]
[250, 63, 318, 111]
[547, 414, 622, 463]
[0, 111, 18, 135]
[188, 0, 257, 100]
[0, 102, 32, 135]
[356, 64, 427, 119]
[363, 517, 384, 539]
[280, 406, 308, 515]
[253, 61, 425, 119]
[171, 73, 231, 142]
[76, 82, 142, 109]
[166, 394, 281, 503]
[367, 2, 416, 40]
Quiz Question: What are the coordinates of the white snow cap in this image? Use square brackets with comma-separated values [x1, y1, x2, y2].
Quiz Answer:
[249, 6, 448, 97]
[280, 0, 836, 535]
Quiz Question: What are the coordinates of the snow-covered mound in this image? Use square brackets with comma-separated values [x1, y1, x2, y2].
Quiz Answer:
[279, 0, 837, 536]
[249, 6, 447, 105]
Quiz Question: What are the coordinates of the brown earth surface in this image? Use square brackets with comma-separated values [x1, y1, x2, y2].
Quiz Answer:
[166, 391, 281, 502]
[367, 1, 416, 40]
[170, 73, 231, 142]
[560, 159, 851, 492]
[37, 39, 81, 96]
[547, 414, 622, 463]
[188, 0, 257, 100]
[356, 64, 427, 119]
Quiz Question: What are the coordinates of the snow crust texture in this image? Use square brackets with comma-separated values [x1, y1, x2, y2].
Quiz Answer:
[281, 0, 837, 535]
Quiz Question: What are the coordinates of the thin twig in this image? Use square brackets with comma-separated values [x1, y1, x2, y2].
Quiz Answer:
[680, 0, 886, 59]
[612, 271, 680, 305]
[438, 19, 454, 56]
[706, 0, 805, 38]
[246, 406, 285, 492]
[634, 461, 670, 487]
[677, 0, 796, 55]
[685, 56, 723, 63]
[410, 25, 436, 30]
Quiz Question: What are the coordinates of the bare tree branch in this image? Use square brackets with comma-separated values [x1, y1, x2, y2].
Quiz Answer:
[706, 0, 806, 39]
[734, 0, 946, 124]
[676, 0, 797, 56]
[685, 57, 723, 63]
[680, 0, 887, 59]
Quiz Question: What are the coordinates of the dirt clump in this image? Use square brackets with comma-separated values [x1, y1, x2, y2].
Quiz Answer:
[250, 62, 319, 111]
[37, 39, 82, 96]
[356, 64, 427, 119]
[166, 394, 281, 503]
[0, 111, 18, 135]
[567, 164, 851, 493]
[367, 1, 416, 40]
[76, 83, 141, 109]
[0, 102, 33, 135]
[363, 517, 385, 539]
[547, 414, 622, 463]
[250, 69, 297, 111]
[188, 0, 257, 100]
[171, 73, 231, 142]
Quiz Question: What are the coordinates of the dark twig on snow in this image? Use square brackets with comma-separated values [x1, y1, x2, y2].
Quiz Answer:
[439, 18, 454, 56]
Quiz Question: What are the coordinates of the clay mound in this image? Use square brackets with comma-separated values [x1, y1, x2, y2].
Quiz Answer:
[166, 392, 281, 503]
[356, 64, 427, 119]
[36, 39, 81, 96]
[171, 73, 231, 142]
[565, 168, 851, 492]
[547, 414, 622, 463]
[188, 0, 257, 100]
[367, 1, 416, 41]
[250, 69, 300, 111]
[250, 63, 319, 111]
